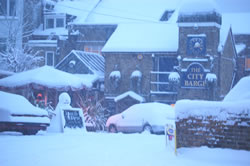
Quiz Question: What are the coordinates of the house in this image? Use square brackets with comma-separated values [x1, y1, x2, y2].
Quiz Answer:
[25, 0, 250, 113]
[55, 50, 105, 94]
[0, 66, 93, 108]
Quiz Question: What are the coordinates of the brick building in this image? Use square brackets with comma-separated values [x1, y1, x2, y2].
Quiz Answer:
[25, 0, 250, 113]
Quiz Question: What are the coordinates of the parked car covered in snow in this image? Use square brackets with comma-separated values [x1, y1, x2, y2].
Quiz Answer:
[0, 91, 50, 135]
[106, 102, 174, 134]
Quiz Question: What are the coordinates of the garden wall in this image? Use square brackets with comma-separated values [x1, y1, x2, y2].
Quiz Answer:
[175, 100, 250, 150]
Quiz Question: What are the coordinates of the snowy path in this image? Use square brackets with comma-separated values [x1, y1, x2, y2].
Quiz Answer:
[0, 132, 249, 166]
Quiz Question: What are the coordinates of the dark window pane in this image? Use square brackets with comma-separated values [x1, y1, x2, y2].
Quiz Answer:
[158, 57, 178, 91]
[46, 52, 54, 66]
[56, 18, 64, 27]
[46, 18, 54, 29]
[0, 0, 7, 16]
[9, 0, 16, 16]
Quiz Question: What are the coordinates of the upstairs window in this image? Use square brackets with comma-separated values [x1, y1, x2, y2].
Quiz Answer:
[84, 45, 103, 54]
[160, 10, 174, 21]
[46, 18, 54, 29]
[0, 0, 16, 16]
[44, 14, 65, 29]
[56, 18, 64, 27]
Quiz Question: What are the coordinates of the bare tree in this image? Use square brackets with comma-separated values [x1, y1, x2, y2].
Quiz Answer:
[0, 0, 43, 72]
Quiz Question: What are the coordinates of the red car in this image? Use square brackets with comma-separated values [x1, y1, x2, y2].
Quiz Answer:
[0, 91, 50, 135]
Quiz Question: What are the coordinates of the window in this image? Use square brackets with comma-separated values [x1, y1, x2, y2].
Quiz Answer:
[160, 10, 174, 21]
[46, 18, 54, 29]
[156, 56, 178, 91]
[56, 18, 64, 27]
[45, 15, 65, 29]
[245, 57, 250, 71]
[45, 52, 54, 66]
[0, 38, 6, 53]
[0, 0, 16, 16]
[84, 45, 103, 54]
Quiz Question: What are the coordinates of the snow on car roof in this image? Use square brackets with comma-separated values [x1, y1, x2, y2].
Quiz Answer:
[224, 76, 250, 102]
[0, 91, 48, 116]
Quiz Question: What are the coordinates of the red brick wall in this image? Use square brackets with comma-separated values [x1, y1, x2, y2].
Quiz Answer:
[176, 112, 250, 150]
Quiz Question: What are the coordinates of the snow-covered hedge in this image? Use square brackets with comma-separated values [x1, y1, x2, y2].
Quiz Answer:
[175, 99, 250, 126]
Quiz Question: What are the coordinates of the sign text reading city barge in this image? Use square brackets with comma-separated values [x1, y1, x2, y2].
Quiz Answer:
[182, 63, 207, 88]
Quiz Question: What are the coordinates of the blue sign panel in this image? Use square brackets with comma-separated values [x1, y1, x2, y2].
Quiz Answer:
[187, 36, 206, 56]
[181, 63, 207, 88]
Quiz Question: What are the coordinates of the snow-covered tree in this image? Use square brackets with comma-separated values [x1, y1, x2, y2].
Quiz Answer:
[0, 0, 43, 72]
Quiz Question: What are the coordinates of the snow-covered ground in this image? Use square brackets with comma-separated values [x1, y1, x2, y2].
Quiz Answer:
[0, 132, 249, 166]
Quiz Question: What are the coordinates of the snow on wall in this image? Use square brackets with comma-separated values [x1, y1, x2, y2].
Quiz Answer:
[175, 99, 250, 126]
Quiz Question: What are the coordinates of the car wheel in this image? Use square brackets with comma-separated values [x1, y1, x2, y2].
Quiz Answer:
[22, 130, 38, 135]
[109, 125, 117, 133]
[143, 125, 152, 134]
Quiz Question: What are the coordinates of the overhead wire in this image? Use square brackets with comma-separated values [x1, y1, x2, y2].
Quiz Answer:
[55, 3, 163, 23]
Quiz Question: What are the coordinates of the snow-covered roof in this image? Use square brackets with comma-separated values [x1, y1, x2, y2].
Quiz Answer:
[235, 44, 247, 54]
[0, 70, 14, 76]
[33, 27, 68, 36]
[0, 66, 92, 90]
[54, 0, 100, 24]
[53, 0, 181, 24]
[60, 50, 105, 77]
[223, 76, 250, 102]
[28, 40, 57, 47]
[114, 91, 145, 103]
[0, 91, 50, 124]
[179, 0, 220, 16]
[102, 23, 178, 53]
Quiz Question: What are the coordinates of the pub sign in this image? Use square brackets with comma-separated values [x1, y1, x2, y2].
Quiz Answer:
[181, 63, 207, 88]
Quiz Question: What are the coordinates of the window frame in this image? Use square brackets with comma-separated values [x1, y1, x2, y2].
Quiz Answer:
[45, 51, 55, 66]
[44, 14, 65, 29]
[0, 0, 16, 17]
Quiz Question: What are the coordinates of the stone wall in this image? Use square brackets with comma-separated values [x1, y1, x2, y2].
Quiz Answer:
[175, 100, 250, 150]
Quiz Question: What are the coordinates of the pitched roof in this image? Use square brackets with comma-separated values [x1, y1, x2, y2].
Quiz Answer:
[102, 23, 178, 52]
[72, 50, 105, 77]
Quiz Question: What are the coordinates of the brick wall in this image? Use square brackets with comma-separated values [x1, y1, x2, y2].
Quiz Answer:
[175, 100, 250, 150]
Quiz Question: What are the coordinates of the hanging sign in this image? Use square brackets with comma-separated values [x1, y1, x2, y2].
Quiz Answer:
[181, 63, 206, 88]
